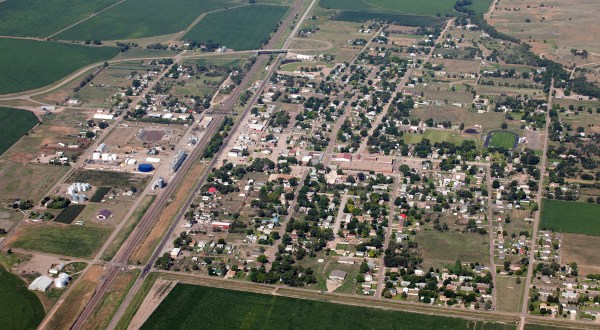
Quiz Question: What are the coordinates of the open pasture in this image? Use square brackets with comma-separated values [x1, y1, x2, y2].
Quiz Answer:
[10, 223, 112, 258]
[0, 0, 119, 37]
[183, 4, 288, 51]
[561, 234, 600, 276]
[0, 39, 118, 95]
[541, 199, 600, 236]
[142, 284, 513, 330]
[0, 162, 69, 202]
[414, 230, 489, 269]
[0, 107, 39, 156]
[56, 0, 239, 41]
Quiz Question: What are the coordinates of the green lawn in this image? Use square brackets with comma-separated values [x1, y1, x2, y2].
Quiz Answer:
[0, 0, 119, 37]
[488, 131, 517, 150]
[0, 266, 45, 330]
[403, 130, 476, 146]
[183, 4, 288, 50]
[56, 0, 238, 41]
[0, 39, 118, 95]
[142, 284, 514, 330]
[320, 0, 493, 16]
[11, 224, 111, 258]
[541, 199, 600, 236]
[0, 108, 39, 156]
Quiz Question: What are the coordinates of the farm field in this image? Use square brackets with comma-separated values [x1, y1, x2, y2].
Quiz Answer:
[487, 131, 517, 150]
[183, 4, 288, 51]
[56, 0, 240, 41]
[541, 199, 600, 236]
[320, 0, 493, 16]
[415, 230, 489, 268]
[0, 162, 69, 202]
[10, 223, 111, 258]
[0, 39, 119, 95]
[142, 284, 513, 330]
[495, 276, 525, 313]
[333, 11, 444, 27]
[0, 266, 45, 330]
[54, 205, 87, 224]
[0, 107, 39, 156]
[0, 0, 119, 37]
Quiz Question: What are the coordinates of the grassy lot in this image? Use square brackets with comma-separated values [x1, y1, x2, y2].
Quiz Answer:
[523, 324, 575, 330]
[115, 272, 159, 330]
[495, 276, 525, 313]
[142, 284, 513, 329]
[68, 170, 149, 191]
[185, 56, 250, 68]
[0, 266, 45, 330]
[561, 234, 600, 276]
[54, 205, 87, 224]
[0, 162, 69, 202]
[0, 108, 39, 156]
[56, 0, 239, 41]
[541, 199, 600, 236]
[415, 230, 489, 268]
[0, 0, 119, 37]
[488, 131, 517, 150]
[11, 223, 111, 258]
[183, 4, 288, 51]
[321, 0, 493, 16]
[403, 129, 477, 146]
[0, 39, 118, 95]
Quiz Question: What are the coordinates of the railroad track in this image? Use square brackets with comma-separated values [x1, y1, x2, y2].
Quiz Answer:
[70, 1, 305, 329]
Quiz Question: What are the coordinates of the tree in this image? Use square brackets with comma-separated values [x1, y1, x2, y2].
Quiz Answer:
[501, 122, 508, 129]
[256, 254, 268, 263]
[359, 261, 370, 274]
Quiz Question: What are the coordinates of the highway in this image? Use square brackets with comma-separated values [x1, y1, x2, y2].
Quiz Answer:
[68, 1, 306, 329]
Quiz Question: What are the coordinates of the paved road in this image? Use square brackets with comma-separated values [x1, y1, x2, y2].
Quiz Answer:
[518, 80, 552, 330]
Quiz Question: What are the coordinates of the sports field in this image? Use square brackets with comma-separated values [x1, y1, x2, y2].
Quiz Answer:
[0, 266, 45, 330]
[0, 0, 119, 37]
[0, 39, 118, 95]
[320, 0, 493, 16]
[541, 199, 600, 236]
[183, 4, 288, 50]
[11, 223, 112, 258]
[487, 131, 517, 150]
[56, 0, 236, 41]
[142, 284, 514, 330]
[0, 107, 39, 156]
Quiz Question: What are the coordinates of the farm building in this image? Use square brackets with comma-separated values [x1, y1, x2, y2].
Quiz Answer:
[28, 275, 53, 292]
[211, 221, 231, 230]
[96, 209, 112, 220]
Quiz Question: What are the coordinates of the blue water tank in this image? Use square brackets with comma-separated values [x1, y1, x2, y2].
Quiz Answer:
[138, 163, 154, 172]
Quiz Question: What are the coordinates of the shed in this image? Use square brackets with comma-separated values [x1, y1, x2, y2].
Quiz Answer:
[329, 270, 347, 281]
[97, 209, 112, 220]
[28, 275, 53, 292]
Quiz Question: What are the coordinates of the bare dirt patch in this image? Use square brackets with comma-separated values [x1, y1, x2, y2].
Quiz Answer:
[128, 278, 176, 330]
[561, 233, 600, 276]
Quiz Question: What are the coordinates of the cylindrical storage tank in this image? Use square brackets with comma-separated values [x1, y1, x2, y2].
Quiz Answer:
[58, 273, 71, 280]
[138, 163, 154, 172]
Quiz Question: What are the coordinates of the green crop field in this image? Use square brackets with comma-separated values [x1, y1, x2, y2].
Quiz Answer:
[487, 131, 517, 150]
[90, 186, 111, 203]
[56, 0, 239, 41]
[183, 4, 288, 51]
[0, 266, 45, 330]
[0, 0, 119, 37]
[333, 11, 444, 27]
[321, 0, 493, 16]
[0, 39, 118, 95]
[55, 205, 87, 224]
[12, 224, 111, 258]
[142, 284, 515, 330]
[0, 108, 39, 156]
[541, 199, 600, 236]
